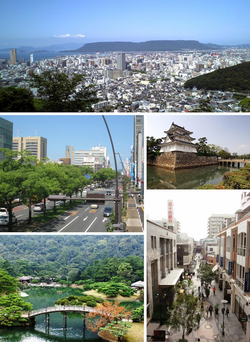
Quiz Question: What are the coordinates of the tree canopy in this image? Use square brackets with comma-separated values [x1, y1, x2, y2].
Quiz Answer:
[0, 87, 35, 112]
[31, 71, 98, 112]
[184, 61, 250, 92]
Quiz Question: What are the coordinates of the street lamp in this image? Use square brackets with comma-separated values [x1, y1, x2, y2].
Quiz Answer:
[102, 115, 119, 224]
[221, 299, 228, 336]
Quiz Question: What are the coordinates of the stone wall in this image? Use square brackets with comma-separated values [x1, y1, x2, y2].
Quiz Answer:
[148, 151, 218, 170]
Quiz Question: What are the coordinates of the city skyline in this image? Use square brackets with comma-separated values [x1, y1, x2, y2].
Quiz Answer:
[146, 115, 250, 155]
[0, 0, 249, 48]
[146, 190, 242, 240]
[1, 115, 134, 168]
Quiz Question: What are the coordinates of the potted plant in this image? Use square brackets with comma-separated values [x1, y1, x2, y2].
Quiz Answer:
[214, 303, 220, 314]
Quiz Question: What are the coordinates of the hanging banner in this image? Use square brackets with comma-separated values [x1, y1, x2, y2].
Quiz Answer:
[220, 257, 223, 268]
[216, 254, 219, 262]
[228, 262, 232, 275]
[244, 272, 250, 293]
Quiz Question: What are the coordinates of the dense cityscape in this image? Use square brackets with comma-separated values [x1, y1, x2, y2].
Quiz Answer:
[1, 47, 250, 112]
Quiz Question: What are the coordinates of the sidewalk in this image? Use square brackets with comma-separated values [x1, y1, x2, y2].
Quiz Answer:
[126, 196, 143, 232]
[201, 280, 246, 342]
[147, 257, 246, 342]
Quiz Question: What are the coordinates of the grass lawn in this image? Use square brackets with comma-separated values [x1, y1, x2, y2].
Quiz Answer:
[83, 289, 140, 302]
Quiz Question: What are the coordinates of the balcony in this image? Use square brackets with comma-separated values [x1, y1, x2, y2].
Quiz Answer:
[237, 247, 246, 256]
[236, 275, 244, 291]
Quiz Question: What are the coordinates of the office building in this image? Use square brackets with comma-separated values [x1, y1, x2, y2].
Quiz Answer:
[12, 136, 47, 161]
[65, 145, 74, 164]
[30, 54, 34, 64]
[74, 146, 108, 170]
[9, 49, 17, 65]
[0, 117, 13, 162]
[117, 53, 126, 70]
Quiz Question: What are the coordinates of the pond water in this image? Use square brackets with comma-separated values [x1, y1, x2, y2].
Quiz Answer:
[0, 287, 139, 342]
[147, 164, 236, 189]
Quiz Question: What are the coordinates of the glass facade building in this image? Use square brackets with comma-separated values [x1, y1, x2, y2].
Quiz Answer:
[0, 117, 13, 162]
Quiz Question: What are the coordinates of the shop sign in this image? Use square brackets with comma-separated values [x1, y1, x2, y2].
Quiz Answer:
[239, 317, 248, 322]
[220, 257, 223, 267]
[228, 262, 232, 275]
[216, 254, 219, 262]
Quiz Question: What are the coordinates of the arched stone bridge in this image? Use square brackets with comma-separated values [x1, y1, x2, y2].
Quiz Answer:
[22, 305, 95, 318]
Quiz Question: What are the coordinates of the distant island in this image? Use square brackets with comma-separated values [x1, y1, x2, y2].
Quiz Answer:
[61, 40, 221, 53]
[184, 61, 250, 92]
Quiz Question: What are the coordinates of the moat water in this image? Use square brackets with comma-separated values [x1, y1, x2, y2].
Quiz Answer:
[0, 287, 140, 342]
[147, 164, 236, 189]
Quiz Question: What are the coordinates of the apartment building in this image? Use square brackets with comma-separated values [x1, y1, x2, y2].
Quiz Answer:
[217, 192, 250, 337]
[207, 213, 235, 238]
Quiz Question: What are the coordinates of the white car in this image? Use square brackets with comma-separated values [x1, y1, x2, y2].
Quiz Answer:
[0, 208, 8, 215]
[34, 203, 44, 212]
[0, 213, 18, 226]
[91, 204, 99, 209]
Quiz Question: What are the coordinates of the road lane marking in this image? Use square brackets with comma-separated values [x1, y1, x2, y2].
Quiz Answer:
[85, 217, 97, 232]
[83, 217, 88, 221]
[16, 215, 23, 218]
[89, 209, 96, 213]
[102, 218, 108, 222]
[64, 216, 70, 220]
[58, 216, 79, 233]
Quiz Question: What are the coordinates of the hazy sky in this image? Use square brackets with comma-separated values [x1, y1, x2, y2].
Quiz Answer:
[146, 114, 250, 155]
[146, 190, 243, 240]
[1, 114, 134, 167]
[0, 0, 249, 47]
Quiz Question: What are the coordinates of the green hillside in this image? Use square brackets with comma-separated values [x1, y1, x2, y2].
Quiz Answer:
[184, 61, 250, 92]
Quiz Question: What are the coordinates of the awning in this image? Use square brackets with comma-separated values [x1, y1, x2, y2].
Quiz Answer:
[212, 264, 219, 272]
[159, 269, 184, 286]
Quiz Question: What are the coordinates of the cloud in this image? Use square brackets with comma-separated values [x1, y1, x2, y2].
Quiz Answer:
[236, 144, 250, 154]
[53, 34, 85, 38]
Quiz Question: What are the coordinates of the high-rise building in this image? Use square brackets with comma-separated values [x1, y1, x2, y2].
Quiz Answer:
[133, 115, 144, 195]
[30, 54, 34, 64]
[117, 53, 126, 70]
[74, 146, 108, 170]
[0, 117, 13, 162]
[65, 145, 74, 164]
[9, 49, 17, 65]
[12, 136, 47, 161]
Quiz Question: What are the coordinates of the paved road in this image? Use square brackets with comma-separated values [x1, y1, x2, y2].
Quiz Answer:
[39, 188, 116, 233]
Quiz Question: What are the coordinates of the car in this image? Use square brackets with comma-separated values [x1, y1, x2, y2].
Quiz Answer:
[0, 208, 8, 215]
[0, 213, 17, 226]
[103, 206, 113, 217]
[91, 204, 99, 209]
[106, 191, 112, 195]
[34, 203, 44, 212]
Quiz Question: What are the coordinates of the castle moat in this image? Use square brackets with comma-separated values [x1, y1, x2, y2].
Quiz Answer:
[147, 164, 236, 189]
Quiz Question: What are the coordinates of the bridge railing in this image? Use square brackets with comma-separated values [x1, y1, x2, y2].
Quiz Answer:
[22, 305, 96, 317]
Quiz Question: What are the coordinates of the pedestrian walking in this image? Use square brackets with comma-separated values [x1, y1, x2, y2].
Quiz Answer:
[226, 308, 229, 317]
[209, 305, 213, 317]
[213, 286, 216, 295]
[206, 306, 209, 317]
[221, 307, 225, 315]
